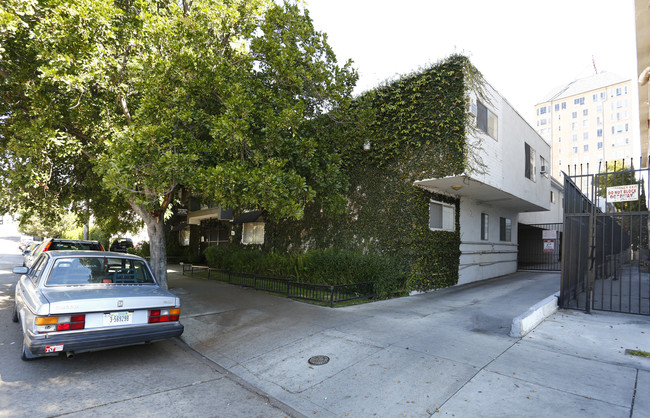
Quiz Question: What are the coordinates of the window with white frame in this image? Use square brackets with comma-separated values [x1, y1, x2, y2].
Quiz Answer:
[429, 201, 455, 232]
[525, 143, 536, 181]
[242, 222, 265, 245]
[480, 213, 489, 240]
[500, 217, 512, 242]
[477, 100, 498, 139]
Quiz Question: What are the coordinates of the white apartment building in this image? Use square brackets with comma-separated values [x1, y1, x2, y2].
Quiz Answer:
[416, 83, 552, 284]
[534, 72, 636, 179]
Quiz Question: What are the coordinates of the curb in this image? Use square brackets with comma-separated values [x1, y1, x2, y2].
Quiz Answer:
[510, 291, 560, 338]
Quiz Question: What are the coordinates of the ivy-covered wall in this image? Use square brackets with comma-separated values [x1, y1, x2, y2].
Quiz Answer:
[265, 55, 480, 291]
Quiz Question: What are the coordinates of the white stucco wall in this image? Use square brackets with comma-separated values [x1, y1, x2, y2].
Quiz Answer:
[519, 178, 564, 225]
[457, 196, 519, 285]
[468, 88, 552, 213]
[455, 86, 553, 285]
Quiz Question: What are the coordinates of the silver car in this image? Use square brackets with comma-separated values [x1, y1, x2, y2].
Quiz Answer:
[12, 251, 183, 360]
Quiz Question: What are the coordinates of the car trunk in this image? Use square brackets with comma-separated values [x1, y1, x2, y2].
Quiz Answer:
[41, 286, 179, 315]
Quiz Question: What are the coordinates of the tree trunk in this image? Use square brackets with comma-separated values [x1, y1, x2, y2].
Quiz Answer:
[130, 202, 168, 289]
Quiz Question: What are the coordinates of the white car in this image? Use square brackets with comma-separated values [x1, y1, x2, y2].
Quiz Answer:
[12, 251, 183, 360]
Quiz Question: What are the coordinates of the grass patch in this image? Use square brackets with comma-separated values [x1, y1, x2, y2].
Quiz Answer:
[625, 349, 650, 358]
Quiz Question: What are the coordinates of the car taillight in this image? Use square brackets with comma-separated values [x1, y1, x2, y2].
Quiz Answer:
[35, 315, 85, 333]
[148, 308, 180, 323]
[42, 241, 52, 251]
[99, 244, 105, 251]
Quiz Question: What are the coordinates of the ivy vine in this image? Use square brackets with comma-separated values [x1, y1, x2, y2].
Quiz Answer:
[265, 55, 486, 292]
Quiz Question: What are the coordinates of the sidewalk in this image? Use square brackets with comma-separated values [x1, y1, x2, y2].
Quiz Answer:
[168, 267, 650, 417]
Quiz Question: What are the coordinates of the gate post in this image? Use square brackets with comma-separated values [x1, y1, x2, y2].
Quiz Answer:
[586, 210, 596, 314]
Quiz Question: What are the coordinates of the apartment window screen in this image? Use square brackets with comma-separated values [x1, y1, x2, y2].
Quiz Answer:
[525, 143, 536, 181]
[429, 201, 455, 232]
[477, 101, 498, 139]
[500, 217, 512, 242]
[481, 213, 489, 240]
[242, 222, 265, 245]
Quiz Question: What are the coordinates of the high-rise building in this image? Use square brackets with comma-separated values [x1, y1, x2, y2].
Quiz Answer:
[534, 72, 635, 179]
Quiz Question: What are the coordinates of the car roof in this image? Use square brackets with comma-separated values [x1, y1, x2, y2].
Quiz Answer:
[43, 250, 146, 261]
[46, 238, 101, 243]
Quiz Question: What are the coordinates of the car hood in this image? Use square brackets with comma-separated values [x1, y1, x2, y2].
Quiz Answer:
[40, 286, 180, 315]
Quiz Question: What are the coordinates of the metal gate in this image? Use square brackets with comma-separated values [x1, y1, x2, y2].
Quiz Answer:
[560, 160, 650, 315]
[518, 223, 563, 271]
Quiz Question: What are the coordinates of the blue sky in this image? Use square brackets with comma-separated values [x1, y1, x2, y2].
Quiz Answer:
[305, 0, 637, 125]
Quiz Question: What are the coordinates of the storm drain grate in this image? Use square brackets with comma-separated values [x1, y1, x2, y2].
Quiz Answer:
[308, 355, 330, 366]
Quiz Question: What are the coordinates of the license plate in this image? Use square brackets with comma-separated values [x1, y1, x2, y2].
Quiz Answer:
[45, 344, 64, 353]
[103, 311, 133, 326]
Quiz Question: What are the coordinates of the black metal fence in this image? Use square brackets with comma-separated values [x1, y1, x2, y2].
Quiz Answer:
[561, 159, 650, 315]
[181, 264, 375, 307]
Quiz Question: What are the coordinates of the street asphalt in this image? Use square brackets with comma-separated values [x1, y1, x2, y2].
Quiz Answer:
[169, 266, 650, 417]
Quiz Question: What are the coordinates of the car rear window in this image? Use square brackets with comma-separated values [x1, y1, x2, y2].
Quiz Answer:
[49, 242, 102, 251]
[46, 257, 156, 286]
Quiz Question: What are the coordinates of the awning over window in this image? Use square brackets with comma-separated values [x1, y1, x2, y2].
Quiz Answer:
[414, 175, 547, 212]
[233, 210, 265, 224]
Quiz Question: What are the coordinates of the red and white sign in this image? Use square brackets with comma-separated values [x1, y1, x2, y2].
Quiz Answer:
[607, 184, 639, 203]
[543, 240, 555, 253]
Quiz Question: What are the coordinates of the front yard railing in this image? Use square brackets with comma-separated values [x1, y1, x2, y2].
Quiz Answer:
[180, 263, 375, 307]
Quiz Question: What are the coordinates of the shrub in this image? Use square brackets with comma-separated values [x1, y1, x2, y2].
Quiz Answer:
[203, 246, 405, 299]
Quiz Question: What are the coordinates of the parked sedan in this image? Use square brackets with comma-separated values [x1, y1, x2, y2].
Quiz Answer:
[24, 238, 104, 268]
[12, 251, 183, 360]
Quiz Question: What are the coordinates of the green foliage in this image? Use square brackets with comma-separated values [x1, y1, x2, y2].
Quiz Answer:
[203, 246, 404, 298]
[0, 0, 357, 286]
[18, 210, 78, 239]
[265, 55, 475, 292]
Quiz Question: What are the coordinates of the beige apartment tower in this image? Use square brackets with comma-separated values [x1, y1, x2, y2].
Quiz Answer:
[534, 72, 635, 179]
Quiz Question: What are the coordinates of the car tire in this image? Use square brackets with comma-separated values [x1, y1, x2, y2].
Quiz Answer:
[21, 338, 38, 361]
[11, 301, 19, 323]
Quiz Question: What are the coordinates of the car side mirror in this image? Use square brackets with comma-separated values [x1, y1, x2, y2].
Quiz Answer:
[23, 250, 31, 256]
[13, 266, 29, 275]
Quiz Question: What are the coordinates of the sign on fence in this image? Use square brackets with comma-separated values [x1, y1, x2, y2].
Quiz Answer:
[607, 184, 639, 203]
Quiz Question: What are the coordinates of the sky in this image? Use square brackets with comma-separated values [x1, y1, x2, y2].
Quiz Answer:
[304, 0, 638, 126]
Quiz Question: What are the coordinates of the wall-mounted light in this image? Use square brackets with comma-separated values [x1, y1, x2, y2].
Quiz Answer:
[451, 184, 463, 191]
[363, 141, 371, 151]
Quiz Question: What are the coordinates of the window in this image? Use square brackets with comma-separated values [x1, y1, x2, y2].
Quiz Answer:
[551, 191, 556, 203]
[179, 226, 190, 247]
[540, 156, 548, 177]
[600, 92, 606, 100]
[481, 213, 489, 240]
[429, 201, 455, 232]
[554, 104, 560, 111]
[572, 134, 577, 142]
[592, 93, 598, 102]
[477, 100, 498, 139]
[572, 122, 577, 130]
[525, 143, 536, 181]
[583, 144, 589, 152]
[573, 146, 578, 154]
[539, 107, 547, 115]
[574, 97, 585, 105]
[572, 111, 577, 119]
[561, 102, 567, 109]
[583, 132, 588, 140]
[500, 217, 512, 242]
[597, 142, 603, 149]
[616, 87, 622, 96]
[242, 222, 265, 245]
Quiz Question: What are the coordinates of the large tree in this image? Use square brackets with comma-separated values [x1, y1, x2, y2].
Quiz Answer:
[0, 0, 357, 288]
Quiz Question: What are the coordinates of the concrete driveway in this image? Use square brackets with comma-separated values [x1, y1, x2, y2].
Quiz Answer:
[168, 268, 650, 417]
